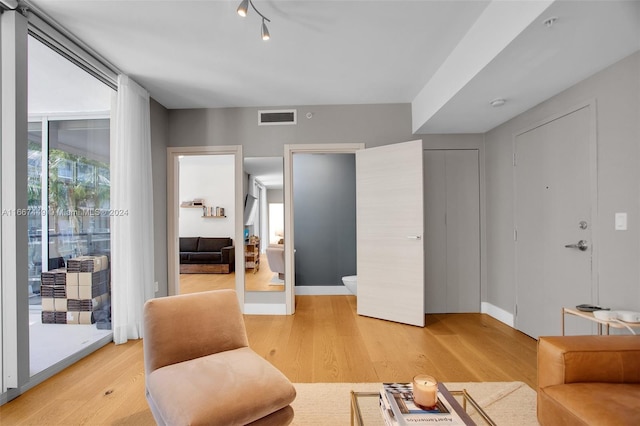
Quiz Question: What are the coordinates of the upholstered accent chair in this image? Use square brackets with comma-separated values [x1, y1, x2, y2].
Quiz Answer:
[143, 289, 296, 425]
[265, 244, 285, 280]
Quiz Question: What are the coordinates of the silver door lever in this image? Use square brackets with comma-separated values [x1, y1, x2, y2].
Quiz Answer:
[564, 240, 588, 251]
[407, 236, 422, 240]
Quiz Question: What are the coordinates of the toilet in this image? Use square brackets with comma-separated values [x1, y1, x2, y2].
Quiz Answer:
[342, 275, 357, 295]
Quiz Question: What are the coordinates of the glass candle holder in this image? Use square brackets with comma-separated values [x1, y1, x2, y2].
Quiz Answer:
[413, 374, 438, 408]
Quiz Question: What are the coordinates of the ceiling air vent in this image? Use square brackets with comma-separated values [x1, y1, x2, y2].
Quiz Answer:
[258, 109, 297, 126]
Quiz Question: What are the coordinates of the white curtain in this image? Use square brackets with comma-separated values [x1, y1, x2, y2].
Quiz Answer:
[111, 74, 155, 344]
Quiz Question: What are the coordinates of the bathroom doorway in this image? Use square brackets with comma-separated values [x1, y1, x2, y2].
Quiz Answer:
[283, 144, 364, 314]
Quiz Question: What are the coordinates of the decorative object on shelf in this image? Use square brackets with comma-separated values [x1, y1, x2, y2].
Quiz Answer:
[202, 206, 226, 218]
[180, 198, 205, 208]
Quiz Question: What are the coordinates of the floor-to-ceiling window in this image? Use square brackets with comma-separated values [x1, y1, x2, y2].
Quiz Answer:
[27, 35, 113, 377]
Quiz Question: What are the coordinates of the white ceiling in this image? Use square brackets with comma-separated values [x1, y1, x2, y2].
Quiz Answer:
[244, 156, 284, 189]
[25, 0, 640, 134]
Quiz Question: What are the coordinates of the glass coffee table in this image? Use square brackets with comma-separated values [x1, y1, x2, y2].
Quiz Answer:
[350, 384, 496, 426]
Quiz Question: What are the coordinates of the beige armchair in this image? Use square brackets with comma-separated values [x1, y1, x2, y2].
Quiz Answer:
[266, 244, 285, 280]
[143, 289, 296, 425]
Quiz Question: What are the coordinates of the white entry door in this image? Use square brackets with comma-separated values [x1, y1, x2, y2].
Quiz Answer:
[515, 105, 595, 338]
[356, 140, 425, 326]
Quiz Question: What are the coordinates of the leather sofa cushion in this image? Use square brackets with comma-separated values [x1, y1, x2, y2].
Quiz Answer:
[180, 237, 199, 252]
[189, 252, 223, 263]
[198, 237, 232, 252]
[146, 347, 296, 426]
[539, 383, 640, 426]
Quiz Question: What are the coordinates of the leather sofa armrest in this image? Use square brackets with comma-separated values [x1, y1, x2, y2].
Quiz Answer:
[221, 245, 235, 264]
[538, 335, 640, 391]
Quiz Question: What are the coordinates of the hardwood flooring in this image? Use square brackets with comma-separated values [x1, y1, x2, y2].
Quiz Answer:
[179, 255, 284, 294]
[0, 282, 537, 425]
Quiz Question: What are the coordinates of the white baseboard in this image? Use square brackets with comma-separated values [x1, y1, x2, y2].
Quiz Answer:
[481, 302, 514, 327]
[244, 303, 287, 315]
[295, 286, 351, 295]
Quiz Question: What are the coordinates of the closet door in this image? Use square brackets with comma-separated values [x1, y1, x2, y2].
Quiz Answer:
[424, 150, 480, 313]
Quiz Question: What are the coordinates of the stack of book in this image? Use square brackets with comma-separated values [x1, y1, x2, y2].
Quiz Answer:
[379, 383, 470, 426]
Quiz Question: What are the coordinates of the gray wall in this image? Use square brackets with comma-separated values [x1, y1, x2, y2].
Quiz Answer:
[293, 154, 357, 286]
[168, 103, 414, 156]
[150, 98, 169, 297]
[485, 51, 640, 314]
[157, 103, 484, 298]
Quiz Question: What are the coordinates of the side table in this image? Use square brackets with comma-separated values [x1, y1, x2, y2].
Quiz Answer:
[562, 307, 640, 335]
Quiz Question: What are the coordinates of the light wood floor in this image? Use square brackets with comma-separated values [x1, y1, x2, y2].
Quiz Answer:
[180, 255, 284, 294]
[0, 285, 537, 425]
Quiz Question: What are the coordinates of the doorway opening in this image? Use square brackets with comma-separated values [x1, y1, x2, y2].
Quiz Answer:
[166, 146, 244, 303]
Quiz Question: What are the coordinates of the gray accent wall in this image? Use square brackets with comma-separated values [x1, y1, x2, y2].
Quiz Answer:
[150, 98, 169, 297]
[292, 154, 357, 286]
[484, 51, 640, 315]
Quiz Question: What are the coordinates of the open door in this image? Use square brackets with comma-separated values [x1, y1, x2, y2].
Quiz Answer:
[356, 140, 425, 326]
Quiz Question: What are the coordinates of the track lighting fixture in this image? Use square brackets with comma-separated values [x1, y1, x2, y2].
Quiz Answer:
[237, 0, 271, 41]
[237, 0, 249, 17]
[261, 18, 270, 40]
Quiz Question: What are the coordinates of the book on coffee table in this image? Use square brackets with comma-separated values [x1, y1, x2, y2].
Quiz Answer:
[380, 383, 474, 426]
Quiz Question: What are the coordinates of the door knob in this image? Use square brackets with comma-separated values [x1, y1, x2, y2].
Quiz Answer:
[564, 240, 588, 251]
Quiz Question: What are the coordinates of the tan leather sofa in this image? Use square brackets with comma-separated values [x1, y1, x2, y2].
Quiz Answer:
[537, 335, 640, 425]
[143, 289, 296, 425]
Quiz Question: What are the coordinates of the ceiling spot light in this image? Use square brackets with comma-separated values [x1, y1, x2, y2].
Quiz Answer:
[490, 98, 506, 107]
[237, 0, 272, 41]
[543, 17, 558, 28]
[236, 0, 248, 17]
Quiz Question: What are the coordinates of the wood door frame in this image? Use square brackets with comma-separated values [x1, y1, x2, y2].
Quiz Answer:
[283, 143, 365, 314]
[166, 146, 245, 307]
[512, 99, 599, 326]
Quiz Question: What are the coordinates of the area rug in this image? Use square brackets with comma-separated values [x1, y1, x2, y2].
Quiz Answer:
[290, 381, 538, 425]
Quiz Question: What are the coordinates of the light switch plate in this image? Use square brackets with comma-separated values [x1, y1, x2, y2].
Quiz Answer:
[615, 212, 627, 231]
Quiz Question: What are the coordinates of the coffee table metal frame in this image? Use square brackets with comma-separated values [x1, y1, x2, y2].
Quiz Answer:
[350, 387, 496, 426]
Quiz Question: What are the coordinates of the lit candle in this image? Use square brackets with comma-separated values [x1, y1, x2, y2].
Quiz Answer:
[413, 374, 438, 408]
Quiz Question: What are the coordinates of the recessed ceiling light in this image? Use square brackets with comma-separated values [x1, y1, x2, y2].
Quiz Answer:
[543, 17, 558, 28]
[490, 98, 506, 107]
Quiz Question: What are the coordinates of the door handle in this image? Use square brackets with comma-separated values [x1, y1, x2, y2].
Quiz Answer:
[564, 240, 588, 251]
[407, 236, 422, 240]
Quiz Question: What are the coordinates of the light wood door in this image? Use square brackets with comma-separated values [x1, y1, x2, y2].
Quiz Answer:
[356, 140, 425, 327]
[515, 106, 594, 338]
[424, 150, 480, 313]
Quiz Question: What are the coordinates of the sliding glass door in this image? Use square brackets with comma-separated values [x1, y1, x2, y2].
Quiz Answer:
[27, 35, 114, 377]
